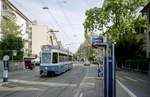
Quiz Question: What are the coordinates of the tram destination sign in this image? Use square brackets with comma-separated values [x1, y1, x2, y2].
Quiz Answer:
[41, 45, 51, 51]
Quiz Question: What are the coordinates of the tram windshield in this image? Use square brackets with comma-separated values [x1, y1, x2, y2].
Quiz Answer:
[42, 53, 51, 64]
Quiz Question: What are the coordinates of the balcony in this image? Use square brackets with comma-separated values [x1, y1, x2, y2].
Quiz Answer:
[2, 10, 16, 21]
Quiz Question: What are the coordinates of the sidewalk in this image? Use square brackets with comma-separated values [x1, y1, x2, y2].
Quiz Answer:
[95, 78, 131, 97]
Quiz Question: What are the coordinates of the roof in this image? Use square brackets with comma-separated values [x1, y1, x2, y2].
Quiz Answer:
[41, 45, 72, 55]
[3, 0, 32, 23]
[141, 2, 150, 15]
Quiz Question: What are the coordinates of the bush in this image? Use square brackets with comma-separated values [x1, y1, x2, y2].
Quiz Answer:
[117, 58, 149, 71]
[0, 50, 23, 61]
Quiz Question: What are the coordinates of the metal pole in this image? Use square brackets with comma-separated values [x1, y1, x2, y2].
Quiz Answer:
[106, 44, 109, 97]
[112, 44, 116, 97]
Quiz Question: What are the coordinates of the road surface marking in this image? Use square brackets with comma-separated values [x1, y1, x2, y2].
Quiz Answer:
[117, 80, 137, 97]
[79, 93, 83, 97]
[74, 68, 88, 97]
[124, 76, 138, 82]
[116, 76, 126, 81]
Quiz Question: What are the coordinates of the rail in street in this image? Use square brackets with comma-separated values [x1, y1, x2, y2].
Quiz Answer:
[0, 64, 97, 97]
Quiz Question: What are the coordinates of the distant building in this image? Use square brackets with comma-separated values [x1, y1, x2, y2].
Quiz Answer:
[31, 24, 60, 56]
[141, 3, 150, 58]
[0, 0, 32, 57]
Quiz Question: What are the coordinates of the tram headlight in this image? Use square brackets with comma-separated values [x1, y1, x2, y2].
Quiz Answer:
[45, 67, 48, 70]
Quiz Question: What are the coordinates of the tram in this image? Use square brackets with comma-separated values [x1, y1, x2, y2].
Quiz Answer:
[40, 45, 73, 76]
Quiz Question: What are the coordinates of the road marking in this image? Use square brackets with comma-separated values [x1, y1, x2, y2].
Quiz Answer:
[116, 76, 126, 81]
[117, 80, 137, 97]
[124, 76, 138, 82]
[74, 68, 88, 97]
[79, 93, 83, 97]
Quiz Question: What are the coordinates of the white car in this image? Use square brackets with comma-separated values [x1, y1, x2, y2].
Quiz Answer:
[84, 61, 90, 66]
[32, 57, 40, 66]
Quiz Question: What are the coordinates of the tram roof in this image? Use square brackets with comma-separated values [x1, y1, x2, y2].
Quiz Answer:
[41, 45, 72, 55]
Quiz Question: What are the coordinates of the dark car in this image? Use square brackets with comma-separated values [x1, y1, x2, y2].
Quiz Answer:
[93, 61, 99, 65]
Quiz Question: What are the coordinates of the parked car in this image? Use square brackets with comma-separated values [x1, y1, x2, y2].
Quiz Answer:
[32, 57, 40, 66]
[24, 58, 35, 70]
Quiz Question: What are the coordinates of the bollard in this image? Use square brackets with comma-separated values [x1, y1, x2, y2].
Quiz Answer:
[3, 67, 8, 82]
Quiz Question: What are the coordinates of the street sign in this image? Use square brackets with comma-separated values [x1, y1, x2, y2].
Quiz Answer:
[92, 37, 103, 47]
[13, 50, 17, 56]
[3, 55, 9, 61]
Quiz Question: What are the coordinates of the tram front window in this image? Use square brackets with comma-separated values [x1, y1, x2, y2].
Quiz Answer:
[42, 53, 51, 64]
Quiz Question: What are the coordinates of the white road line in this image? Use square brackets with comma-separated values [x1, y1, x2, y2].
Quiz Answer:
[74, 68, 89, 97]
[79, 93, 83, 97]
[117, 80, 137, 97]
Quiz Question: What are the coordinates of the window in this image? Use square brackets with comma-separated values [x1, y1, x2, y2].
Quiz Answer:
[59, 53, 67, 62]
[52, 52, 58, 64]
[42, 53, 51, 64]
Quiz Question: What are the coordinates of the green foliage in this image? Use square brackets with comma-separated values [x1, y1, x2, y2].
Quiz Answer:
[1, 18, 22, 36]
[0, 50, 23, 61]
[83, 0, 149, 65]
[75, 40, 96, 62]
[83, 0, 149, 42]
[0, 18, 24, 60]
[115, 33, 145, 59]
[0, 34, 24, 50]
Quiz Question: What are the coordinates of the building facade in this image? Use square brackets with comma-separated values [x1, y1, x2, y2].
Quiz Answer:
[141, 3, 150, 58]
[0, 0, 32, 57]
[31, 24, 59, 56]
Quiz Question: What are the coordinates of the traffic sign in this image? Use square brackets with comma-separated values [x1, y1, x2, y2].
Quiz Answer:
[13, 50, 17, 56]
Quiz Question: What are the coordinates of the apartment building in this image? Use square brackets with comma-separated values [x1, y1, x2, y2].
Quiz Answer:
[31, 24, 60, 56]
[0, 0, 32, 57]
[141, 3, 150, 58]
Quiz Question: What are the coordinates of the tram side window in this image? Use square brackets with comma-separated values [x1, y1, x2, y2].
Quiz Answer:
[59, 54, 62, 62]
[52, 52, 58, 63]
[59, 53, 67, 62]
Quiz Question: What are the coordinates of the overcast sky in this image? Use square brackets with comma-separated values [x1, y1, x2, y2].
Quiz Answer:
[9, 0, 104, 53]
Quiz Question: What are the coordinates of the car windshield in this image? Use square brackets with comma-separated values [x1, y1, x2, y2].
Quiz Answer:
[41, 53, 51, 64]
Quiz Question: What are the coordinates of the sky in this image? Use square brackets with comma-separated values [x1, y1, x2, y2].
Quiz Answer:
[9, 0, 104, 53]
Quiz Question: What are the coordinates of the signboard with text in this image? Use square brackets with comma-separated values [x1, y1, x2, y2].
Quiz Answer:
[92, 37, 103, 47]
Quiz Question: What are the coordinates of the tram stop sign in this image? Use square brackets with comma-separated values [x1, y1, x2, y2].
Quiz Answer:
[92, 37, 103, 47]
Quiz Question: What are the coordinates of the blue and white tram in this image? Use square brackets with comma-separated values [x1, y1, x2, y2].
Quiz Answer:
[40, 45, 73, 76]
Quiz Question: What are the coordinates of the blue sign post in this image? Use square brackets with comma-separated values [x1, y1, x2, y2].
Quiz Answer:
[3, 55, 9, 83]
[92, 38, 116, 97]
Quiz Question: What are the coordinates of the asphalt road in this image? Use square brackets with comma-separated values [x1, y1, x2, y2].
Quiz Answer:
[0, 64, 97, 97]
[117, 70, 150, 97]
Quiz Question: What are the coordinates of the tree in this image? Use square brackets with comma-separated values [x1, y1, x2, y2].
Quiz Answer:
[75, 40, 97, 62]
[83, 0, 149, 42]
[0, 18, 24, 60]
[83, 0, 149, 66]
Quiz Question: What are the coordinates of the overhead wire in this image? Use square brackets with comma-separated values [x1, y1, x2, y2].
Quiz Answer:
[12, 0, 40, 22]
[39, 0, 71, 41]
[56, 0, 73, 30]
[56, 0, 80, 41]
